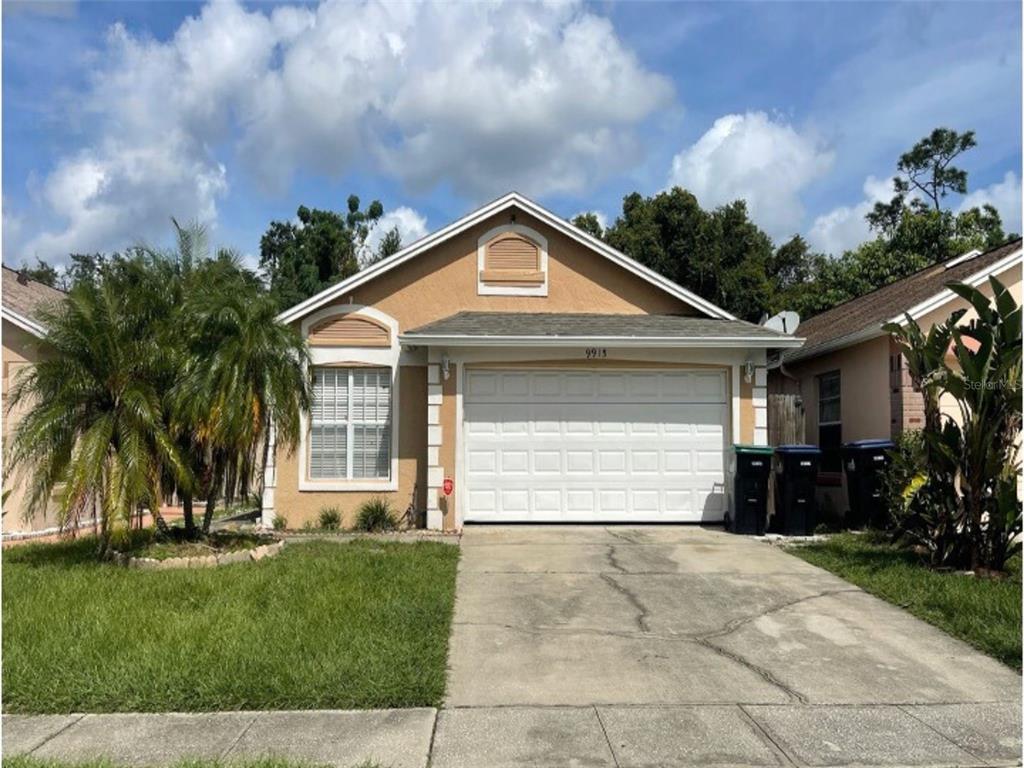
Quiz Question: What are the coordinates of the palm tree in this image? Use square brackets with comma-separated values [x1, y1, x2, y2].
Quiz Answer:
[5, 266, 189, 553]
[172, 266, 311, 535]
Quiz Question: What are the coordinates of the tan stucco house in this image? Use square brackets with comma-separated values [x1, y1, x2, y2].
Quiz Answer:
[265, 193, 803, 531]
[768, 238, 1023, 516]
[2, 266, 66, 534]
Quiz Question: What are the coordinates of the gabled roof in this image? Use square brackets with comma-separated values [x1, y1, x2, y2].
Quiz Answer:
[783, 238, 1023, 364]
[277, 192, 736, 324]
[2, 266, 66, 338]
[400, 312, 802, 349]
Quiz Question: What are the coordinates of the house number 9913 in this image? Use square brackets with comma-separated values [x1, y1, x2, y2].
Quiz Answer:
[585, 347, 608, 359]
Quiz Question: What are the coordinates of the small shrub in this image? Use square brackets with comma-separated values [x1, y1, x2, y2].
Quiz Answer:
[355, 498, 398, 532]
[272, 515, 288, 532]
[880, 429, 926, 529]
[318, 506, 342, 531]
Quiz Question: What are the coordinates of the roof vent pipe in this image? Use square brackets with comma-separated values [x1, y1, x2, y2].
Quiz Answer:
[945, 248, 982, 269]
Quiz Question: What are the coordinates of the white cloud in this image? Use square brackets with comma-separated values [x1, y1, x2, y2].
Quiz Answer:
[959, 171, 1022, 235]
[21, 0, 671, 260]
[362, 206, 429, 259]
[668, 112, 833, 240]
[806, 175, 896, 255]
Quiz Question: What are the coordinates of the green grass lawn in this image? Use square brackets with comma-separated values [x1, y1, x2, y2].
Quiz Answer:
[2, 538, 459, 713]
[790, 532, 1022, 670]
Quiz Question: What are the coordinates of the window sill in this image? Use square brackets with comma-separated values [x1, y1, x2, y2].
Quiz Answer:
[299, 479, 397, 492]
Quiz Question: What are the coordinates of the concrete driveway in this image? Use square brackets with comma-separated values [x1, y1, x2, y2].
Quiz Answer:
[435, 525, 1022, 768]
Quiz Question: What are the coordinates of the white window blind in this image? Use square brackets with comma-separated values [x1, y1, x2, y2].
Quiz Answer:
[310, 367, 391, 480]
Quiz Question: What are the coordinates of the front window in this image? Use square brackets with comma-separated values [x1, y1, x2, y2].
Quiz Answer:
[310, 367, 392, 480]
[817, 370, 842, 473]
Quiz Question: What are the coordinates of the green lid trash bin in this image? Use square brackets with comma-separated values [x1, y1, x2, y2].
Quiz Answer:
[728, 445, 775, 535]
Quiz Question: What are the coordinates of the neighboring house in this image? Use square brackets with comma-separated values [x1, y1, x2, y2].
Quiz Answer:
[266, 192, 803, 531]
[2, 266, 66, 533]
[769, 238, 1023, 518]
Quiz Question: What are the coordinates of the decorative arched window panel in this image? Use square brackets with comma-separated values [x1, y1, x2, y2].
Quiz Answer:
[477, 224, 549, 296]
[307, 313, 391, 347]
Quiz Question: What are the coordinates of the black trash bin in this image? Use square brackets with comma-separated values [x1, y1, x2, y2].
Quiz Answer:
[773, 445, 822, 536]
[728, 445, 774, 535]
[842, 439, 895, 529]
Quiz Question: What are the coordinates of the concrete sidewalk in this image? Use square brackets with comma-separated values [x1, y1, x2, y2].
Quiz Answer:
[4, 702, 1023, 768]
[2, 710, 434, 768]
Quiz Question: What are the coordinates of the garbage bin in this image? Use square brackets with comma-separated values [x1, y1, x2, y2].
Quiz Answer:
[773, 445, 822, 536]
[729, 445, 774, 535]
[842, 439, 895, 529]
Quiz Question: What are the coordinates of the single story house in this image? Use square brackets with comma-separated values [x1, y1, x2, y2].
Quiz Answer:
[265, 192, 803, 531]
[2, 267, 66, 533]
[768, 238, 1022, 517]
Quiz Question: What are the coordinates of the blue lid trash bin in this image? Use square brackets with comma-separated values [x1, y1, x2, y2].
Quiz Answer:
[728, 445, 774, 535]
[772, 445, 822, 536]
[841, 439, 895, 529]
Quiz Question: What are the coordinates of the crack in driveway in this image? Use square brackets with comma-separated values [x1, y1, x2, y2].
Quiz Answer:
[694, 588, 863, 643]
[605, 544, 628, 573]
[599, 573, 651, 633]
[683, 587, 865, 706]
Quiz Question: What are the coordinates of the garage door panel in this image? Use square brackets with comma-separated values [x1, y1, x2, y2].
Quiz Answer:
[533, 451, 561, 473]
[463, 370, 727, 522]
[567, 490, 595, 512]
[566, 450, 594, 473]
[467, 450, 496, 473]
[631, 451, 660, 473]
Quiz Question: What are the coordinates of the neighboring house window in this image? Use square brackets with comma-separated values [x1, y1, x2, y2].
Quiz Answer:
[310, 367, 391, 480]
[817, 371, 842, 473]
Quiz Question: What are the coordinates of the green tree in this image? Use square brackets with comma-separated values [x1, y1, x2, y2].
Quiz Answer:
[260, 196, 384, 310]
[571, 212, 604, 239]
[865, 128, 1007, 268]
[895, 128, 976, 212]
[4, 262, 188, 553]
[602, 188, 778, 321]
[791, 128, 1012, 321]
[14, 259, 60, 288]
[6, 220, 310, 548]
[368, 226, 403, 265]
[173, 281, 311, 535]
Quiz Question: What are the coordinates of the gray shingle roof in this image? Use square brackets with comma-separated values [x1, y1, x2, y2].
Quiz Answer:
[784, 238, 1022, 363]
[404, 312, 796, 341]
[2, 266, 65, 326]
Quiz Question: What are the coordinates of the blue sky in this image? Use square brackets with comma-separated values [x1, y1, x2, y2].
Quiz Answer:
[3, 0, 1021, 270]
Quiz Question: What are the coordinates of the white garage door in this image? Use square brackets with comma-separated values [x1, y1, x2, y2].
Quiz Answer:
[463, 369, 728, 523]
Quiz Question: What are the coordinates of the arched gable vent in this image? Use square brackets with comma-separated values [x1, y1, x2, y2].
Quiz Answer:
[308, 313, 391, 347]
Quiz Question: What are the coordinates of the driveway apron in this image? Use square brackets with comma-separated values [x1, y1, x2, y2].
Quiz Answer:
[436, 525, 1021, 767]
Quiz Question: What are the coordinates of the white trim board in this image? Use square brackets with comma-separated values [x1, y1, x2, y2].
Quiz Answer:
[2, 307, 47, 338]
[277, 192, 736, 324]
[892, 248, 1023, 326]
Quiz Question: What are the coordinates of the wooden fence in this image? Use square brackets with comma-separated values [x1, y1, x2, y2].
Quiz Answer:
[768, 393, 805, 446]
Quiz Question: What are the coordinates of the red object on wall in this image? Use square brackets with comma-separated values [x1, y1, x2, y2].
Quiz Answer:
[442, 477, 454, 496]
